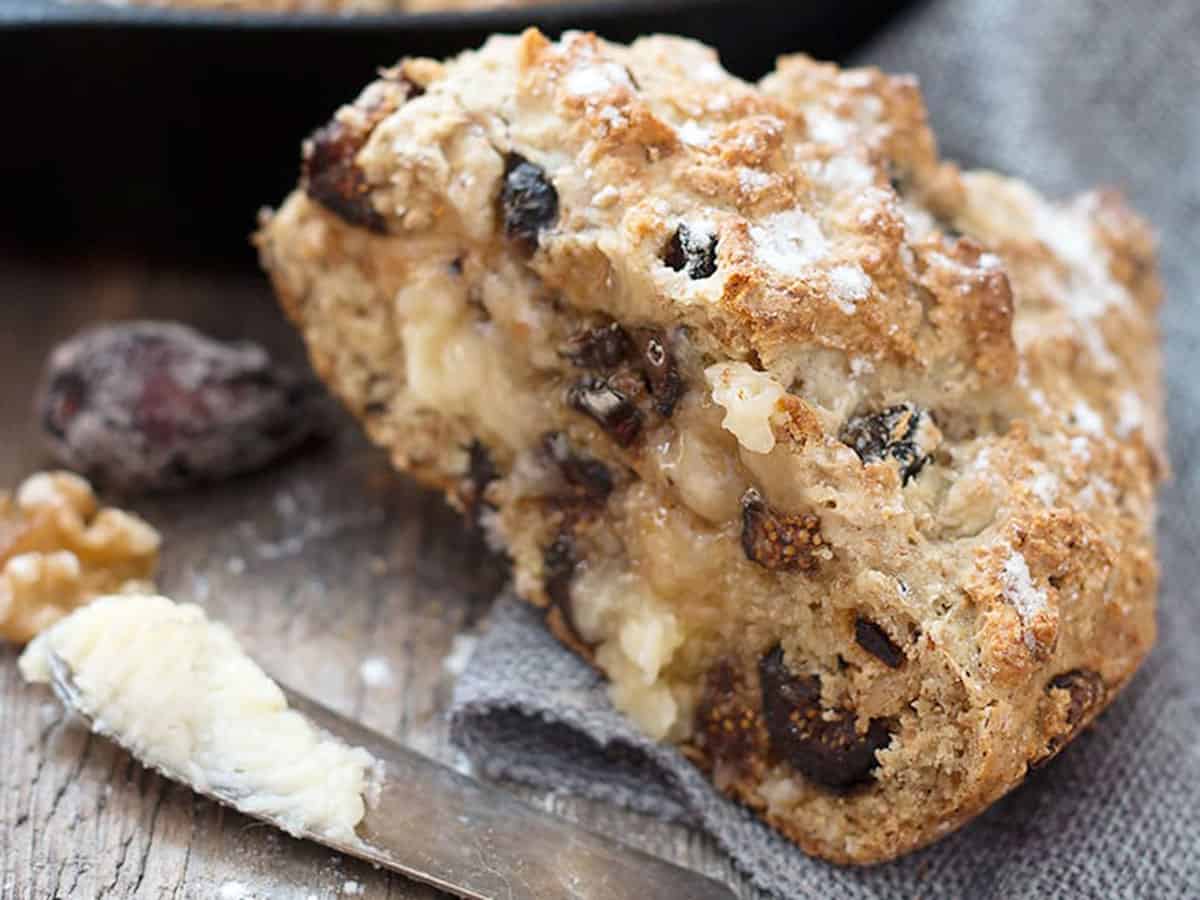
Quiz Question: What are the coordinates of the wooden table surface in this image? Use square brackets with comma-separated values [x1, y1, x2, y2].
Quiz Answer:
[0, 253, 751, 900]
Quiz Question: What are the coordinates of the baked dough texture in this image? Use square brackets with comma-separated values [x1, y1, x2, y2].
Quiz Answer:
[257, 30, 1165, 863]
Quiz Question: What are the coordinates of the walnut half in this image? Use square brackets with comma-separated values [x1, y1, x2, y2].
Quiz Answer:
[0, 472, 160, 643]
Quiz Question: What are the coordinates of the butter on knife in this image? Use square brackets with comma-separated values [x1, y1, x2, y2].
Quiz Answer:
[20, 591, 736, 900]
[20, 592, 380, 843]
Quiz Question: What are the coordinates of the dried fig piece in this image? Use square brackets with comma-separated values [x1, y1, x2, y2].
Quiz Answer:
[304, 121, 387, 233]
[1032, 669, 1106, 767]
[543, 533, 576, 609]
[458, 440, 498, 520]
[37, 322, 328, 493]
[562, 323, 684, 423]
[740, 489, 824, 572]
[634, 329, 684, 418]
[302, 76, 416, 233]
[854, 617, 905, 668]
[759, 646, 891, 789]
[542, 532, 590, 650]
[501, 154, 559, 252]
[567, 377, 643, 447]
[663, 224, 718, 280]
[839, 403, 939, 485]
[561, 322, 633, 370]
[694, 660, 764, 768]
[541, 433, 613, 503]
[41, 371, 87, 442]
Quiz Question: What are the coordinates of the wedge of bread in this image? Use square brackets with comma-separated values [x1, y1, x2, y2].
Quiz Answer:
[257, 30, 1163, 863]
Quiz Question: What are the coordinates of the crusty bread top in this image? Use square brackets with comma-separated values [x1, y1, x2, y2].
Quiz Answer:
[268, 31, 1166, 690]
[332, 30, 1164, 476]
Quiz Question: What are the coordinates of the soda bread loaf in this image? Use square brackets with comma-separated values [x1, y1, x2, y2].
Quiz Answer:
[257, 30, 1164, 863]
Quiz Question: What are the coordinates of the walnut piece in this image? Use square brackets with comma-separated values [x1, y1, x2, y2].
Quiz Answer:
[0, 471, 160, 643]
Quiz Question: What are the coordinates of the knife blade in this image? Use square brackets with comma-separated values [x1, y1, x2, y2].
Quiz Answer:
[285, 687, 737, 900]
[43, 647, 736, 900]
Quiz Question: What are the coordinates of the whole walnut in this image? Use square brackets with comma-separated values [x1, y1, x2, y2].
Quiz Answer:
[0, 471, 160, 643]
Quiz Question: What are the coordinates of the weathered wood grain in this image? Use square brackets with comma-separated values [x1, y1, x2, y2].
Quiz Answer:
[0, 253, 753, 899]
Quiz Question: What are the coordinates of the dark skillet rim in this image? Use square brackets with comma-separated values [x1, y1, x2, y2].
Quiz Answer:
[1, 0, 729, 31]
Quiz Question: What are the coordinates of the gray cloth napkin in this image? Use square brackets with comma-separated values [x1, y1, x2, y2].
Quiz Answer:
[451, 1, 1200, 896]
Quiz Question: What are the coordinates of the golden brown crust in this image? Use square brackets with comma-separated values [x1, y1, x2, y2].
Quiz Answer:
[257, 30, 1164, 863]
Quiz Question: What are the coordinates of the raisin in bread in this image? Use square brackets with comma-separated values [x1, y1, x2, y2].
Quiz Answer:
[256, 30, 1165, 864]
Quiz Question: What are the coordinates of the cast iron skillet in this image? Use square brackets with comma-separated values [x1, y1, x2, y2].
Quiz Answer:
[0, 0, 916, 263]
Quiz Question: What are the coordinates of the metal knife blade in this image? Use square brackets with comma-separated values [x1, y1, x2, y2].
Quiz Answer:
[43, 649, 736, 900]
[285, 687, 737, 900]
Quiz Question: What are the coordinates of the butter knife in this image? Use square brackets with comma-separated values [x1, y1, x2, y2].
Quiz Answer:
[43, 649, 737, 900]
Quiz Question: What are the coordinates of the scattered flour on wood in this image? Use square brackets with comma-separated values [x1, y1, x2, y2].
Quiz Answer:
[443, 633, 479, 678]
[358, 656, 394, 689]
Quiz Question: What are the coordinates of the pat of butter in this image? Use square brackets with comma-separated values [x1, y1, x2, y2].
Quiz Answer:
[705, 361, 786, 454]
[20, 593, 376, 843]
